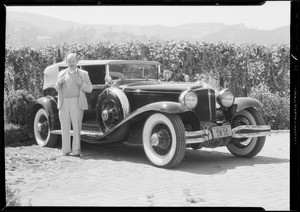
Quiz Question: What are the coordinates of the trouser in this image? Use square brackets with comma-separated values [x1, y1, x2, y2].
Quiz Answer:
[59, 97, 84, 155]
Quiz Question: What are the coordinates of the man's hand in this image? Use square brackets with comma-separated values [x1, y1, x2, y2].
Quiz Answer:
[75, 76, 83, 87]
[58, 76, 65, 84]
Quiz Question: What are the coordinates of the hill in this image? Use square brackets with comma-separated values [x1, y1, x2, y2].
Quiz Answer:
[6, 11, 290, 47]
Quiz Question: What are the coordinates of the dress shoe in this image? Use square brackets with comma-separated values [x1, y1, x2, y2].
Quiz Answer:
[70, 153, 83, 157]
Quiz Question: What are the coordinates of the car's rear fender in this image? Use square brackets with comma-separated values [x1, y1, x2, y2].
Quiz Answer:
[29, 96, 59, 138]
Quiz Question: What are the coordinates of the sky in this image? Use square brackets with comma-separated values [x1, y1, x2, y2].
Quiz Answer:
[6, 1, 290, 30]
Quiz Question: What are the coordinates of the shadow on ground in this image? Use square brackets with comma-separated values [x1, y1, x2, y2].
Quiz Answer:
[79, 141, 289, 175]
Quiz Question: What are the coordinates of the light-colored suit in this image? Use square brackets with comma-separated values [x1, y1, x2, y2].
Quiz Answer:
[55, 68, 93, 155]
[55, 68, 93, 110]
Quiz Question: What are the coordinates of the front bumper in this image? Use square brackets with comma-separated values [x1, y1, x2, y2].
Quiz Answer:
[185, 125, 271, 144]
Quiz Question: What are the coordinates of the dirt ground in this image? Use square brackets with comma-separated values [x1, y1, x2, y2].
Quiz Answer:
[5, 132, 290, 210]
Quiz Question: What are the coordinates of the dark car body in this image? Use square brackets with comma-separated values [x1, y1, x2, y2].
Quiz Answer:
[31, 60, 271, 168]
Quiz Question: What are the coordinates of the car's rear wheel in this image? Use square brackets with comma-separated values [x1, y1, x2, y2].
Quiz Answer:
[143, 113, 186, 168]
[33, 107, 58, 147]
[227, 108, 266, 158]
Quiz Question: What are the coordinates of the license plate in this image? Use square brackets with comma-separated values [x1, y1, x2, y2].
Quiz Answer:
[212, 125, 232, 139]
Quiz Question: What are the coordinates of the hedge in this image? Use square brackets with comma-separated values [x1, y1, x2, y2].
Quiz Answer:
[5, 42, 290, 129]
[5, 42, 290, 98]
[249, 84, 290, 130]
[4, 90, 35, 126]
[4, 123, 29, 146]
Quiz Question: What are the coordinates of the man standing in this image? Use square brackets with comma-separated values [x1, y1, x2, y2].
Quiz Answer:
[55, 53, 93, 157]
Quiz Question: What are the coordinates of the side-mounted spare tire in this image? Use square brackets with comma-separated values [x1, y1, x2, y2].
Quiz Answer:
[96, 88, 130, 133]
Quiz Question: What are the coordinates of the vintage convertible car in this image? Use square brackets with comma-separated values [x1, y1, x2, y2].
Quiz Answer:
[30, 60, 271, 168]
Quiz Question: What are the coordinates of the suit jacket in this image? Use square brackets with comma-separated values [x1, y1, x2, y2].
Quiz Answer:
[55, 68, 93, 110]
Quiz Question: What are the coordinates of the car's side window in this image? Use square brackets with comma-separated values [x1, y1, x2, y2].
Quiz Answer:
[81, 65, 106, 85]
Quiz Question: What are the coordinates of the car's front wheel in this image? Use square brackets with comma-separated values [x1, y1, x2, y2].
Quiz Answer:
[33, 107, 58, 147]
[142, 113, 186, 168]
[227, 108, 266, 158]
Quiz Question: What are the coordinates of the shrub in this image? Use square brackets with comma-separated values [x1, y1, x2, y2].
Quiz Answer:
[5, 123, 29, 146]
[6, 185, 21, 206]
[4, 90, 35, 125]
[5, 43, 290, 98]
[249, 84, 290, 130]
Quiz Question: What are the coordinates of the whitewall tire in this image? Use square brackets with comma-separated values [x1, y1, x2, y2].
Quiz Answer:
[142, 113, 186, 168]
[33, 108, 58, 147]
[227, 108, 266, 158]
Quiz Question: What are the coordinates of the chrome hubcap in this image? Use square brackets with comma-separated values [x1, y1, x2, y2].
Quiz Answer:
[35, 114, 49, 141]
[150, 133, 159, 146]
[36, 123, 43, 133]
[102, 110, 109, 121]
[150, 124, 172, 156]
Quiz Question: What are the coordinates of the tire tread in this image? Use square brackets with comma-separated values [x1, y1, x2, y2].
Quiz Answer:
[162, 114, 186, 168]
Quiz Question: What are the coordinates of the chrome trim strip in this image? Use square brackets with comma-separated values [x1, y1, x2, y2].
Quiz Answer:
[128, 90, 180, 94]
[208, 89, 212, 120]
[106, 64, 109, 78]
[158, 65, 161, 77]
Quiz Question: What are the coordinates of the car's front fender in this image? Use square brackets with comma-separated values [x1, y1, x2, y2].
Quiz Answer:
[115, 101, 189, 131]
[234, 97, 262, 112]
[138, 101, 189, 114]
[92, 101, 189, 140]
[228, 97, 262, 119]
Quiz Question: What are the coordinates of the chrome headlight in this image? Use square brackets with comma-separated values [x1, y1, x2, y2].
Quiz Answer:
[217, 89, 235, 108]
[179, 90, 198, 109]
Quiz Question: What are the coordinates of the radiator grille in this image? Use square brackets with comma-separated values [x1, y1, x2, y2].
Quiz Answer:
[194, 89, 216, 121]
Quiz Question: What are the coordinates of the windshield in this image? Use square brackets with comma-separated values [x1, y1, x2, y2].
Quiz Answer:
[109, 64, 159, 80]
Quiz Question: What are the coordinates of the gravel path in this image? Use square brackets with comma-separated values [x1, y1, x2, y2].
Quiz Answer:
[5, 132, 290, 209]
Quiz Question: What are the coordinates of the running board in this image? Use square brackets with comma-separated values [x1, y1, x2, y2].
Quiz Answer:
[51, 130, 103, 138]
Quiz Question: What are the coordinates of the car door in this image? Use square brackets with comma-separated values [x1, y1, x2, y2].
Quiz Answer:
[80, 65, 106, 128]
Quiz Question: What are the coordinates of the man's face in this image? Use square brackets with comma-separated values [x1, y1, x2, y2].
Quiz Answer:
[67, 56, 78, 71]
